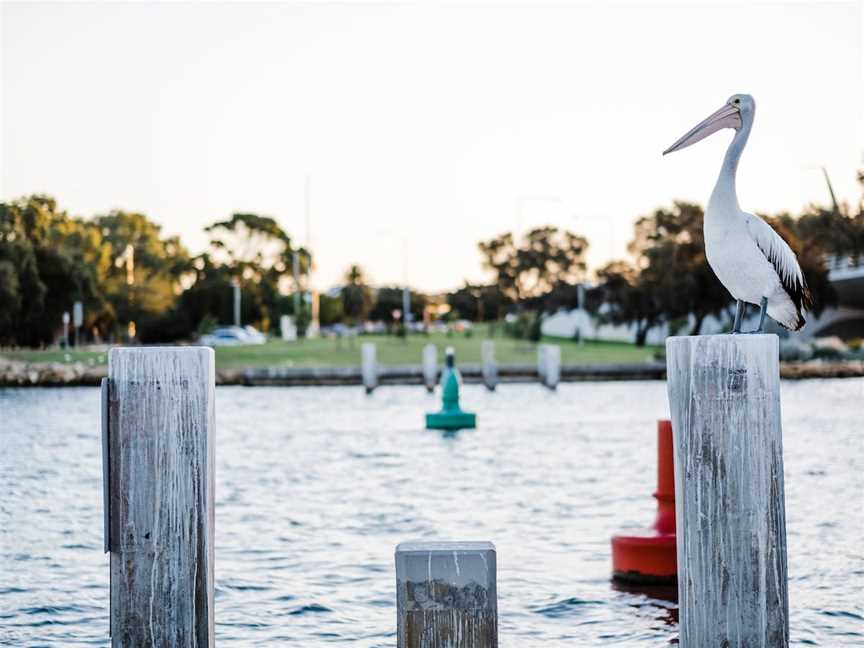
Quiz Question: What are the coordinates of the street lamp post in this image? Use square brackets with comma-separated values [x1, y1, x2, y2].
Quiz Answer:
[232, 279, 241, 328]
[73, 301, 83, 348]
[62, 311, 70, 348]
[402, 287, 411, 326]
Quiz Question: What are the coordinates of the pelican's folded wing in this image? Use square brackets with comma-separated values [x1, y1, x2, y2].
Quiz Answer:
[745, 213, 812, 313]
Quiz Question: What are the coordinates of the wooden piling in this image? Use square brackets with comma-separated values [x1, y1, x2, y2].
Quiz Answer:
[105, 347, 215, 647]
[666, 334, 788, 648]
[481, 340, 498, 391]
[396, 541, 497, 648]
[362, 343, 378, 393]
[423, 344, 438, 392]
[538, 344, 560, 389]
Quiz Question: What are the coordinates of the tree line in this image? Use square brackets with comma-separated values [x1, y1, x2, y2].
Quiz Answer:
[0, 196, 430, 346]
[0, 196, 311, 346]
[1, 180, 862, 348]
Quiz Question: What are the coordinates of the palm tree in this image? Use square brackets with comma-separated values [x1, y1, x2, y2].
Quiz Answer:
[341, 264, 372, 324]
[345, 264, 365, 286]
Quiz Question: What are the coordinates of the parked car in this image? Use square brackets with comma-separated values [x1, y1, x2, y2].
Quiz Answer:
[199, 325, 267, 347]
[242, 325, 267, 344]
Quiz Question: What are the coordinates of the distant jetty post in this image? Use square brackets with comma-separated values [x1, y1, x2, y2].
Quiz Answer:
[538, 343, 561, 390]
[362, 342, 378, 393]
[103, 347, 215, 647]
[481, 340, 498, 391]
[396, 541, 497, 648]
[423, 344, 438, 392]
[666, 334, 788, 647]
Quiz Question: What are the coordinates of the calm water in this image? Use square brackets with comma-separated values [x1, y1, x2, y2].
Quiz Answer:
[1, 380, 862, 646]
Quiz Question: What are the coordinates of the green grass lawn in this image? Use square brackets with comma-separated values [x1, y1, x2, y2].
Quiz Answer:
[1, 332, 660, 369]
[0, 349, 107, 365]
[213, 333, 660, 369]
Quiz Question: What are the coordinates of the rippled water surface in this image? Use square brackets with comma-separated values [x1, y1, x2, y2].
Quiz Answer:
[1, 380, 862, 646]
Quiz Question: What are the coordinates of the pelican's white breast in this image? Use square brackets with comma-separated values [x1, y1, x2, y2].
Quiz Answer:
[704, 202, 779, 305]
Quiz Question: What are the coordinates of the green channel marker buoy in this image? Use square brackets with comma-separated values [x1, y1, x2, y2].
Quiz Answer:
[425, 347, 477, 430]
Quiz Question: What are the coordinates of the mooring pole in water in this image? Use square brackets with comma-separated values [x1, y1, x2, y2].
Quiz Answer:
[538, 344, 560, 389]
[481, 340, 498, 391]
[104, 347, 215, 647]
[361, 342, 378, 393]
[666, 334, 788, 648]
[396, 541, 497, 648]
[422, 344, 438, 392]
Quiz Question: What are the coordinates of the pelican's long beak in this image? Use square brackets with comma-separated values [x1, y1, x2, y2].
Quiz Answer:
[663, 102, 742, 155]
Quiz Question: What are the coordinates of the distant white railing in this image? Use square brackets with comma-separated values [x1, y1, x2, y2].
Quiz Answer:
[826, 254, 864, 281]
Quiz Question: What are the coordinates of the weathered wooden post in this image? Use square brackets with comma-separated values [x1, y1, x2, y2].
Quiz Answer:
[547, 344, 560, 389]
[666, 334, 788, 648]
[396, 541, 497, 648]
[538, 344, 560, 389]
[362, 342, 378, 393]
[481, 340, 498, 391]
[537, 344, 547, 384]
[104, 347, 215, 647]
[422, 344, 438, 392]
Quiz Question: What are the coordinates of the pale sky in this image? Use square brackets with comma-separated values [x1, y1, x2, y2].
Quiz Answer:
[2, 1, 861, 292]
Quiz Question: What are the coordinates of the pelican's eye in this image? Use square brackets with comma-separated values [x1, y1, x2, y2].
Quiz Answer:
[734, 98, 741, 104]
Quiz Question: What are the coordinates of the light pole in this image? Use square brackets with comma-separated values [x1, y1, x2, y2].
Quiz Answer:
[373, 228, 413, 336]
[73, 301, 83, 348]
[232, 279, 241, 328]
[304, 176, 320, 338]
[402, 286, 411, 330]
[62, 311, 70, 348]
[118, 243, 136, 341]
[292, 250, 301, 326]
[401, 237, 411, 336]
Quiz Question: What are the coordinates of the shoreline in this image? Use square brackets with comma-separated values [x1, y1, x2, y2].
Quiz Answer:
[2, 358, 862, 387]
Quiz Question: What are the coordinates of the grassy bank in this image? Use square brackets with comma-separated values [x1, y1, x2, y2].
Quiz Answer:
[1, 332, 661, 370]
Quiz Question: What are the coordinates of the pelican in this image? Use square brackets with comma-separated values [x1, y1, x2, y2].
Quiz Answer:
[663, 94, 812, 333]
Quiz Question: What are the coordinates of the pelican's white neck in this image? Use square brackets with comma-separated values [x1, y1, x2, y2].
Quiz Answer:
[709, 111, 753, 212]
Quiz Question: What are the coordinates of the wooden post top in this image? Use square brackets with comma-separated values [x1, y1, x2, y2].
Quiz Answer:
[109, 345, 214, 356]
[666, 333, 779, 363]
[666, 333, 778, 345]
[396, 542, 496, 611]
[666, 334, 779, 397]
[396, 541, 495, 554]
[109, 346, 214, 377]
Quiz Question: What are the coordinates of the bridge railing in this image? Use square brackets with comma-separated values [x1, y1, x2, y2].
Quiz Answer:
[825, 254, 863, 281]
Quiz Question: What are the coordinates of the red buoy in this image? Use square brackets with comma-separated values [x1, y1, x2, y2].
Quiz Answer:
[611, 420, 677, 585]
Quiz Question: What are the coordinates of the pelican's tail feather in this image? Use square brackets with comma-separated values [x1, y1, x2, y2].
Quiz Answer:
[768, 288, 810, 331]
[791, 309, 806, 332]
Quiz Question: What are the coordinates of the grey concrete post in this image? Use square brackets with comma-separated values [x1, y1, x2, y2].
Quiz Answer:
[396, 541, 497, 648]
[105, 347, 215, 647]
[666, 334, 788, 648]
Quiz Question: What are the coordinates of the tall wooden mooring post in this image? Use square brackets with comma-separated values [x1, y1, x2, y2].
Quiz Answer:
[667, 334, 788, 647]
[103, 347, 215, 647]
